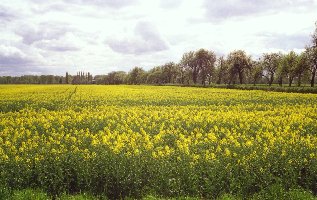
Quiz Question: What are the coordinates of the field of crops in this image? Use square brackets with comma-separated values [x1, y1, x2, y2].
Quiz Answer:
[0, 85, 317, 199]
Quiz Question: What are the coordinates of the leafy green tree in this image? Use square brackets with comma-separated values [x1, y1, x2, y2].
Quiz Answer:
[94, 75, 107, 84]
[161, 62, 178, 84]
[195, 49, 216, 85]
[227, 50, 252, 84]
[249, 60, 263, 85]
[177, 62, 191, 85]
[128, 67, 146, 85]
[147, 66, 163, 84]
[215, 56, 229, 84]
[106, 71, 127, 84]
[306, 47, 317, 87]
[180, 49, 216, 85]
[295, 52, 310, 86]
[276, 59, 287, 86]
[262, 53, 281, 86]
[180, 51, 198, 84]
[66, 72, 69, 84]
[306, 22, 317, 87]
[281, 51, 298, 87]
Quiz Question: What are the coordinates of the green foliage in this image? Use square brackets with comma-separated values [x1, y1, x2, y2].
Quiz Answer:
[218, 194, 241, 200]
[227, 50, 252, 84]
[180, 49, 216, 84]
[0, 183, 11, 200]
[10, 189, 49, 200]
[2, 188, 316, 200]
[59, 193, 97, 200]
[262, 52, 281, 86]
[127, 67, 146, 84]
[251, 184, 317, 200]
[198, 84, 317, 94]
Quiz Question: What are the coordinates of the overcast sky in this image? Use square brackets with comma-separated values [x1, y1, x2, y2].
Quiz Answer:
[1, 0, 317, 76]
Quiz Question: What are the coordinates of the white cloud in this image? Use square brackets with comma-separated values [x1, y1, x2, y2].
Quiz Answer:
[106, 21, 169, 55]
[0, 0, 316, 75]
[204, 0, 316, 21]
[0, 45, 29, 65]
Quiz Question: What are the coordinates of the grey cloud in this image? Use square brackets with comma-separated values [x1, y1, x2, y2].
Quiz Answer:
[107, 21, 169, 55]
[62, 0, 137, 8]
[135, 21, 163, 41]
[30, 2, 74, 14]
[0, 45, 44, 76]
[0, 6, 17, 23]
[259, 32, 310, 50]
[0, 53, 32, 66]
[34, 39, 80, 52]
[16, 26, 44, 45]
[0, 45, 51, 76]
[15, 22, 75, 45]
[160, 0, 183, 9]
[0, 45, 33, 66]
[0, 66, 49, 76]
[204, 0, 315, 21]
[43, 45, 79, 52]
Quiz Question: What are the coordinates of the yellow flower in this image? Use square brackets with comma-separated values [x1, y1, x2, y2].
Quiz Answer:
[224, 148, 231, 157]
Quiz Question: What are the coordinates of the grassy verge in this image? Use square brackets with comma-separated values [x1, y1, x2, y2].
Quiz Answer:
[178, 84, 317, 94]
[1, 185, 316, 200]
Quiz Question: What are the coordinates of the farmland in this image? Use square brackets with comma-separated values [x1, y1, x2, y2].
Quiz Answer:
[0, 85, 317, 199]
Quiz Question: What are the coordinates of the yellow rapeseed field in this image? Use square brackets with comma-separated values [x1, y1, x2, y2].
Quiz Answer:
[0, 85, 316, 198]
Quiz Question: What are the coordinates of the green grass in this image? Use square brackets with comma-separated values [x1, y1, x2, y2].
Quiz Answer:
[206, 84, 317, 94]
[1, 187, 316, 200]
[2, 189, 97, 200]
[173, 83, 317, 94]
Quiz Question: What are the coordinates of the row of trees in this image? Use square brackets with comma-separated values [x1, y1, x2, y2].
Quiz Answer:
[0, 75, 65, 84]
[0, 72, 93, 84]
[95, 48, 316, 87]
[70, 71, 94, 84]
[94, 22, 317, 87]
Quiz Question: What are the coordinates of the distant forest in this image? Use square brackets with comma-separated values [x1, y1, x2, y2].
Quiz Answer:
[1, 22, 317, 87]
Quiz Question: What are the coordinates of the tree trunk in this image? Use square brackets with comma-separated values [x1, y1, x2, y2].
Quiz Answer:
[201, 74, 206, 86]
[311, 68, 316, 87]
[192, 69, 198, 84]
[228, 73, 234, 85]
[297, 75, 301, 87]
[216, 75, 222, 84]
[238, 71, 243, 84]
[288, 77, 293, 87]
[278, 76, 283, 86]
[180, 73, 184, 84]
[269, 73, 274, 86]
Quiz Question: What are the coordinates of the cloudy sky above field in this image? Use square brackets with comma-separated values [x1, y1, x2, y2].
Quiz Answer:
[1, 0, 317, 76]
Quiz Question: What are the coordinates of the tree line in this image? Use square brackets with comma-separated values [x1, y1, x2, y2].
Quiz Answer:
[1, 22, 317, 87]
[95, 22, 317, 87]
